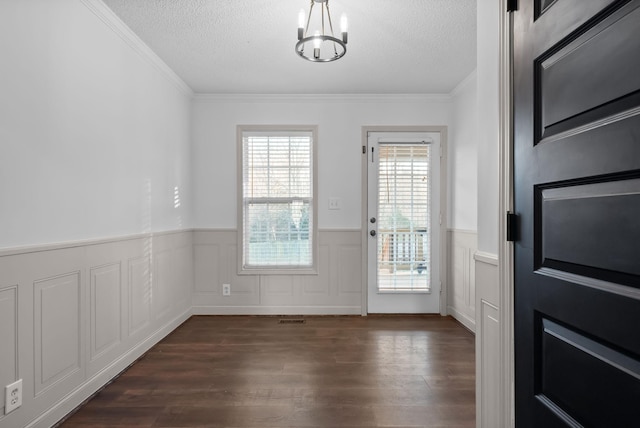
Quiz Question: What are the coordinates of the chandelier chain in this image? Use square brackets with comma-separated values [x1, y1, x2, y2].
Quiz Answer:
[324, 2, 338, 57]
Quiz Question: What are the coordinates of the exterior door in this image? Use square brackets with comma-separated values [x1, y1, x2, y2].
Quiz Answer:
[367, 132, 441, 313]
[513, 0, 640, 426]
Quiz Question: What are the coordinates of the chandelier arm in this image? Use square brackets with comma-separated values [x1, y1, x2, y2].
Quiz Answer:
[304, 0, 314, 39]
[324, 1, 338, 56]
[301, 0, 314, 54]
[321, 2, 325, 36]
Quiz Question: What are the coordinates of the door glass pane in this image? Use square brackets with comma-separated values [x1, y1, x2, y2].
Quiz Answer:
[377, 144, 430, 292]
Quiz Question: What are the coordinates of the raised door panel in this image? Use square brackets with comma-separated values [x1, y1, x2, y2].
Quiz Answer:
[514, 0, 640, 425]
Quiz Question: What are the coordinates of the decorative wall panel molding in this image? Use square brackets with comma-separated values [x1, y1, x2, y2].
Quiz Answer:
[302, 246, 330, 295]
[480, 299, 500, 428]
[337, 246, 362, 294]
[128, 256, 151, 337]
[192, 230, 362, 314]
[34, 272, 81, 396]
[90, 263, 122, 361]
[474, 252, 499, 428]
[194, 244, 221, 293]
[154, 251, 174, 320]
[0, 231, 193, 428]
[447, 230, 477, 332]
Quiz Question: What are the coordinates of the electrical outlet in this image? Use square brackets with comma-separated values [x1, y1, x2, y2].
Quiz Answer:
[5, 379, 22, 415]
[328, 198, 341, 210]
[222, 283, 231, 296]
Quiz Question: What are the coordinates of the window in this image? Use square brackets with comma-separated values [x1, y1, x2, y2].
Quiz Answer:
[377, 143, 430, 292]
[238, 126, 317, 273]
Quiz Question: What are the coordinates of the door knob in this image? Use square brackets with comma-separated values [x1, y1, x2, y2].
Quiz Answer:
[370, 217, 376, 223]
[370, 230, 377, 237]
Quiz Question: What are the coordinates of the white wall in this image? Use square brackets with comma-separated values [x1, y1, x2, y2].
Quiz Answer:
[190, 95, 452, 314]
[0, 1, 194, 427]
[475, 0, 502, 426]
[191, 95, 451, 229]
[447, 70, 478, 332]
[0, 0, 193, 250]
[0, 0, 484, 423]
[476, 1, 500, 255]
[449, 71, 479, 231]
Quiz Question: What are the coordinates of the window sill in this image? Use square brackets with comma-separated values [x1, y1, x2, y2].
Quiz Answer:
[376, 290, 431, 294]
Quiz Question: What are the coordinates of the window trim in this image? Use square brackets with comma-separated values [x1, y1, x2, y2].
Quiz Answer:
[236, 125, 319, 275]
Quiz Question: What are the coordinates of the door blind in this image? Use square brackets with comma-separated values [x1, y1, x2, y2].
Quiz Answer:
[377, 143, 431, 292]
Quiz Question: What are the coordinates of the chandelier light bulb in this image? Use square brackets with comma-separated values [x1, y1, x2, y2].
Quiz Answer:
[341, 13, 348, 44]
[313, 31, 321, 59]
[299, 9, 305, 28]
[313, 31, 322, 49]
[298, 9, 305, 40]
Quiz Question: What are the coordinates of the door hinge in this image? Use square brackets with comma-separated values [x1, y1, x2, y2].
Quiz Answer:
[362, 145, 366, 154]
[506, 212, 518, 242]
[507, 0, 517, 12]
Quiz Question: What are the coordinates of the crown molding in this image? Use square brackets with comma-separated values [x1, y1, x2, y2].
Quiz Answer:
[80, 0, 194, 98]
[192, 93, 452, 104]
[449, 69, 477, 97]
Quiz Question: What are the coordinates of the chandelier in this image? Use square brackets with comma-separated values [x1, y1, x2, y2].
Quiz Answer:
[295, 0, 348, 62]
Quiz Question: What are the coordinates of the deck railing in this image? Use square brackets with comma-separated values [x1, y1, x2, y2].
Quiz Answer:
[379, 228, 427, 273]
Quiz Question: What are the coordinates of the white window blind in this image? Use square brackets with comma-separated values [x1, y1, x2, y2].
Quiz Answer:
[377, 144, 431, 292]
[241, 131, 314, 269]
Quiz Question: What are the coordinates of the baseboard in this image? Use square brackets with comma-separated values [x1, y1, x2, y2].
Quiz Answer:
[448, 305, 476, 333]
[192, 305, 362, 316]
[29, 307, 193, 428]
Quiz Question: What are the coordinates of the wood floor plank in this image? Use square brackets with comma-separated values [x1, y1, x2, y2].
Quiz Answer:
[58, 315, 475, 428]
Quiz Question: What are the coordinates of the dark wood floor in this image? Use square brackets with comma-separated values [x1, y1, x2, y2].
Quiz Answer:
[59, 315, 475, 428]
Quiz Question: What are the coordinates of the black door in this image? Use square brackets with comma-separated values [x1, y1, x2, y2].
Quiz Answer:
[513, 0, 640, 426]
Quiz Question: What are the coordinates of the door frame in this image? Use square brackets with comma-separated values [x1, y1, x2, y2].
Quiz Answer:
[360, 125, 448, 316]
[498, 0, 514, 426]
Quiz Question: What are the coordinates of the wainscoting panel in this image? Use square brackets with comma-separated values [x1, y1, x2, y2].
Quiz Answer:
[337, 245, 362, 294]
[128, 256, 151, 337]
[447, 230, 477, 332]
[192, 229, 362, 314]
[480, 299, 500, 428]
[194, 244, 220, 293]
[0, 285, 18, 416]
[154, 250, 174, 321]
[174, 245, 193, 310]
[90, 263, 121, 361]
[302, 245, 330, 295]
[0, 231, 193, 428]
[262, 276, 295, 305]
[475, 252, 500, 428]
[34, 272, 82, 397]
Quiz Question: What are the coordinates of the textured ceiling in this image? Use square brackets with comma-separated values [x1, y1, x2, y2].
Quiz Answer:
[102, 0, 477, 94]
